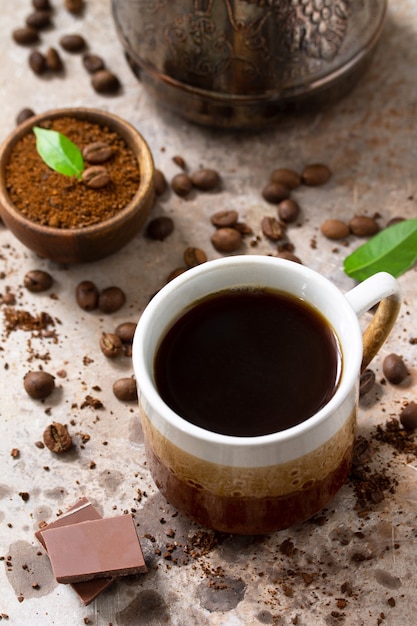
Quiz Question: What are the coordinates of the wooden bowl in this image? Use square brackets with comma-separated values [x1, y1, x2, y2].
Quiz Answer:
[0, 108, 155, 264]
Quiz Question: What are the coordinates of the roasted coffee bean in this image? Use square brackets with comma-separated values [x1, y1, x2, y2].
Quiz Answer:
[261, 216, 286, 241]
[270, 168, 301, 190]
[45, 47, 63, 72]
[98, 286, 126, 313]
[33, 0, 51, 9]
[262, 182, 290, 204]
[64, 0, 84, 13]
[349, 215, 379, 237]
[24, 370, 55, 399]
[171, 173, 193, 197]
[191, 168, 220, 191]
[29, 50, 47, 74]
[99, 332, 123, 358]
[146, 216, 174, 241]
[12, 27, 40, 45]
[43, 422, 72, 453]
[278, 198, 300, 223]
[382, 353, 408, 384]
[82, 142, 114, 164]
[211, 227, 242, 252]
[24, 269, 53, 292]
[82, 166, 110, 189]
[320, 219, 350, 240]
[59, 33, 86, 53]
[113, 377, 138, 402]
[26, 10, 52, 29]
[184, 247, 207, 268]
[91, 69, 121, 94]
[276, 251, 302, 264]
[16, 108, 35, 125]
[233, 222, 253, 235]
[115, 322, 136, 345]
[386, 216, 405, 227]
[399, 402, 417, 431]
[359, 369, 376, 397]
[154, 169, 168, 196]
[167, 267, 187, 282]
[75, 280, 99, 311]
[82, 53, 105, 74]
[211, 210, 238, 228]
[301, 163, 332, 186]
[173, 155, 186, 169]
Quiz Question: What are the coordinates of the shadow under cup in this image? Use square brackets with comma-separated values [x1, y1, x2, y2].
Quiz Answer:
[133, 257, 363, 535]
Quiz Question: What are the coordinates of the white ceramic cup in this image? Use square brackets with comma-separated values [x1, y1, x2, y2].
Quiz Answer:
[132, 256, 401, 534]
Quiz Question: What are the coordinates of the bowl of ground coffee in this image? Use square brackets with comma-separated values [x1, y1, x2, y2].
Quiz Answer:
[0, 108, 155, 264]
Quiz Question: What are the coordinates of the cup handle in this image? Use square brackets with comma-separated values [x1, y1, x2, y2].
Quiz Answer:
[344, 272, 401, 372]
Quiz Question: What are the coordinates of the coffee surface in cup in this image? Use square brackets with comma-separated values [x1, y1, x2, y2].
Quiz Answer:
[154, 289, 342, 436]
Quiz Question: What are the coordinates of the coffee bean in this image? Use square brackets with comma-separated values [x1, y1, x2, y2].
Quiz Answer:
[43, 422, 72, 453]
[276, 251, 302, 264]
[12, 27, 40, 45]
[262, 182, 290, 204]
[184, 247, 207, 268]
[211, 227, 242, 252]
[29, 50, 47, 74]
[171, 173, 193, 197]
[64, 0, 84, 13]
[45, 47, 63, 72]
[24, 269, 53, 292]
[26, 10, 52, 30]
[173, 155, 186, 169]
[270, 168, 301, 190]
[82, 142, 114, 164]
[191, 168, 220, 191]
[383, 353, 408, 384]
[146, 216, 174, 240]
[320, 219, 350, 240]
[359, 369, 376, 397]
[399, 402, 417, 431]
[233, 222, 253, 235]
[16, 108, 35, 125]
[386, 216, 405, 227]
[82, 53, 105, 74]
[277, 198, 300, 223]
[91, 69, 121, 94]
[261, 216, 286, 241]
[301, 164, 332, 186]
[59, 34, 86, 53]
[154, 169, 168, 196]
[24, 370, 55, 399]
[349, 215, 379, 237]
[115, 322, 136, 345]
[113, 377, 138, 402]
[33, 0, 51, 9]
[211, 210, 238, 228]
[166, 267, 187, 282]
[82, 166, 110, 189]
[98, 287, 126, 314]
[76, 280, 99, 311]
[99, 332, 123, 358]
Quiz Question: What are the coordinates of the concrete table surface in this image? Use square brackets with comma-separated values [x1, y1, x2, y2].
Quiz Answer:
[1, 1, 417, 625]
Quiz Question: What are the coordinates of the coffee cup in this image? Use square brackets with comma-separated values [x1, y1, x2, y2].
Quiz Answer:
[132, 256, 401, 534]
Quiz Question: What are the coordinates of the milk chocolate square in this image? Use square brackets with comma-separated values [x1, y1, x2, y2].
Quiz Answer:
[42, 514, 147, 584]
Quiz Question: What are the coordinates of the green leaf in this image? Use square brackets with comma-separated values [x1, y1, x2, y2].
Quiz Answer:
[33, 126, 84, 179]
[344, 218, 417, 281]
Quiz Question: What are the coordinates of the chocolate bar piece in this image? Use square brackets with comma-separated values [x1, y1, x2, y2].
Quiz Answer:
[42, 514, 147, 583]
[36, 497, 114, 605]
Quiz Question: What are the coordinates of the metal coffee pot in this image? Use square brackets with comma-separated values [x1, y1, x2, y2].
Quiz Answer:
[112, 0, 387, 128]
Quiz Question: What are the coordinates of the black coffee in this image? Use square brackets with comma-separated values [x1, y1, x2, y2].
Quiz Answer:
[154, 289, 342, 437]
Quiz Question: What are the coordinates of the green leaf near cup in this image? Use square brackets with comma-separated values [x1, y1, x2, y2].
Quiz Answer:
[33, 126, 84, 179]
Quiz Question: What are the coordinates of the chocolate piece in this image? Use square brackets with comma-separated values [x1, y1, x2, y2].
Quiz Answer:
[42, 514, 147, 583]
[36, 497, 114, 605]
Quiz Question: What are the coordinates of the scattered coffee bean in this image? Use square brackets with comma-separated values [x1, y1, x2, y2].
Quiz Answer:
[154, 169, 168, 196]
[45, 47, 63, 72]
[276, 251, 302, 264]
[171, 173, 193, 197]
[261, 216, 286, 241]
[262, 182, 290, 204]
[99, 332, 123, 358]
[43, 422, 72, 454]
[29, 50, 47, 75]
[301, 163, 332, 186]
[349, 215, 379, 237]
[382, 353, 408, 384]
[113, 377, 138, 402]
[26, 10, 52, 30]
[146, 216, 174, 241]
[76, 280, 99, 311]
[270, 168, 301, 190]
[191, 168, 220, 191]
[172, 155, 186, 169]
[83, 142, 114, 164]
[184, 247, 207, 268]
[16, 108, 35, 125]
[24, 370, 55, 399]
[24, 269, 53, 292]
[33, 0, 51, 9]
[399, 402, 417, 431]
[211, 227, 242, 252]
[98, 286, 126, 313]
[12, 27, 40, 45]
[59, 34, 87, 53]
[64, 0, 84, 13]
[359, 369, 376, 397]
[211, 210, 238, 228]
[166, 267, 187, 282]
[115, 322, 136, 345]
[82, 53, 105, 74]
[233, 222, 253, 235]
[91, 69, 121, 94]
[82, 166, 110, 189]
[320, 218, 350, 240]
[277, 198, 300, 223]
[386, 216, 405, 227]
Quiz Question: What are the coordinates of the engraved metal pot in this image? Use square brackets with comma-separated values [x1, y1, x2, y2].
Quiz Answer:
[112, 0, 387, 128]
